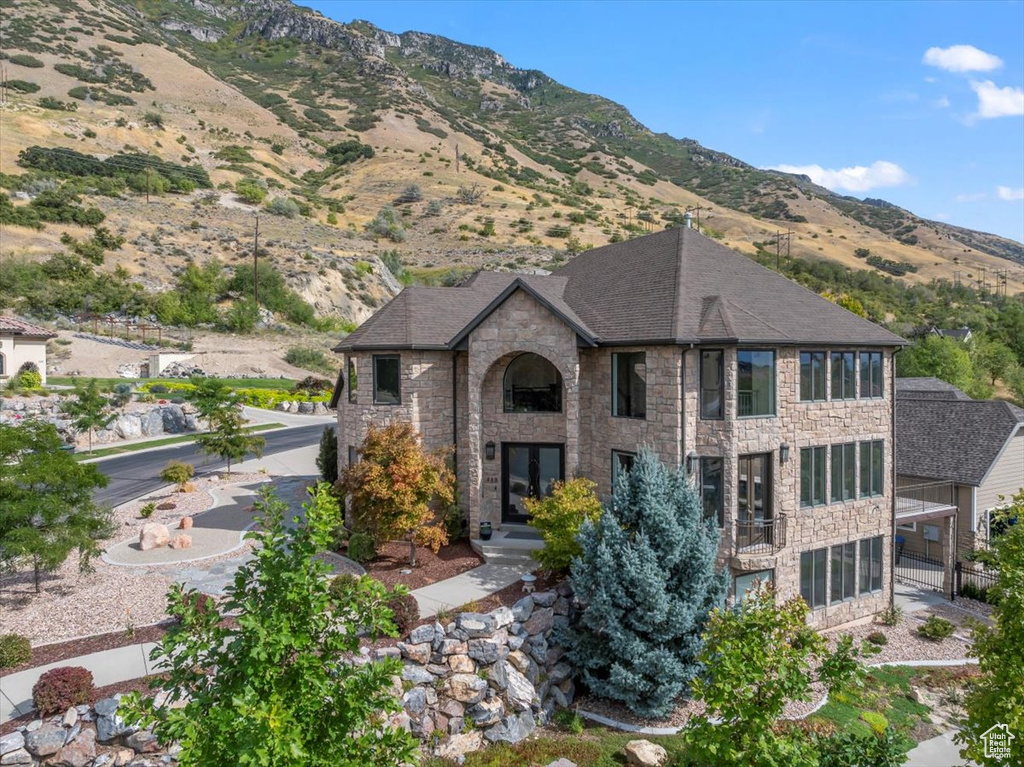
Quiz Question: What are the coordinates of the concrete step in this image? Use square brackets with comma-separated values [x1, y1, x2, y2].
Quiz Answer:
[471, 526, 543, 565]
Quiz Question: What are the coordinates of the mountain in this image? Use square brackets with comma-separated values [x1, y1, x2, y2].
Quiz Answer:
[1, 0, 1022, 324]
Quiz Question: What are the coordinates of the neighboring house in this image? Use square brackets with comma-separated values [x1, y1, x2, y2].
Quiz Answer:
[895, 378, 1024, 565]
[929, 326, 973, 343]
[333, 227, 906, 627]
[0, 317, 56, 385]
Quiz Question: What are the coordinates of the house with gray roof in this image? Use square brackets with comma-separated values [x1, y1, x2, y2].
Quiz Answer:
[896, 379, 1024, 569]
[334, 227, 907, 627]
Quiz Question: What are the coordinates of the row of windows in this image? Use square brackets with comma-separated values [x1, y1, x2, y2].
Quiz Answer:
[800, 350, 883, 402]
[800, 440, 885, 507]
[800, 536, 884, 609]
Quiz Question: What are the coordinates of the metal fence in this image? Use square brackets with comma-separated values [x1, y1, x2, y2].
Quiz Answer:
[734, 515, 786, 556]
[955, 561, 999, 603]
[895, 480, 955, 520]
[894, 546, 948, 595]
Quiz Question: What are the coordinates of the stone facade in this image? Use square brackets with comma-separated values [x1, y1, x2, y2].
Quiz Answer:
[336, 287, 898, 627]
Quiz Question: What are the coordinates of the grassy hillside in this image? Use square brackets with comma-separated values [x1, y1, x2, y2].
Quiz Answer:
[0, 0, 1022, 332]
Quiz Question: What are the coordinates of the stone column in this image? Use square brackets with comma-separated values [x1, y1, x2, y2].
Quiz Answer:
[467, 363, 484, 538]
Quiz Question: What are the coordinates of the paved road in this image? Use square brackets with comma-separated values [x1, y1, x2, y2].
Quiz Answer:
[92, 422, 329, 507]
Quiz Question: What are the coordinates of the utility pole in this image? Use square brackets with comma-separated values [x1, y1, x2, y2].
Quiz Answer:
[253, 212, 260, 311]
[145, 166, 151, 204]
[455, 144, 460, 174]
[0, 64, 8, 106]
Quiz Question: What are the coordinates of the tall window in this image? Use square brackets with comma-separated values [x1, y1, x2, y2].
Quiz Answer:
[612, 352, 646, 418]
[503, 353, 562, 412]
[347, 357, 358, 404]
[737, 350, 775, 417]
[372, 354, 401, 405]
[612, 450, 636, 485]
[0, 353, 5, 376]
[830, 443, 856, 502]
[859, 536, 884, 593]
[860, 440, 884, 497]
[800, 446, 826, 508]
[347, 446, 358, 466]
[737, 454, 771, 551]
[800, 548, 827, 608]
[831, 542, 856, 602]
[701, 457, 724, 527]
[860, 351, 883, 399]
[700, 350, 724, 419]
[830, 351, 856, 400]
[799, 351, 827, 402]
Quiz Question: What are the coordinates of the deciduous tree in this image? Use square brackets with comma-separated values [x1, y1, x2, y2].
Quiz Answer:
[0, 421, 111, 592]
[61, 378, 114, 452]
[343, 422, 454, 566]
[524, 477, 602, 573]
[123, 483, 416, 766]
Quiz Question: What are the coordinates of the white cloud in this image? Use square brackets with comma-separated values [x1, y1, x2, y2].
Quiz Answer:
[997, 186, 1024, 201]
[955, 192, 986, 202]
[924, 76, 938, 84]
[971, 80, 1024, 118]
[768, 161, 911, 193]
[923, 45, 1003, 72]
[933, 96, 951, 108]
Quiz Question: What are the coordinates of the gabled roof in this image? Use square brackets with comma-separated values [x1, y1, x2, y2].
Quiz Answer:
[896, 377, 972, 401]
[896, 390, 1024, 486]
[333, 228, 906, 352]
[0, 316, 56, 339]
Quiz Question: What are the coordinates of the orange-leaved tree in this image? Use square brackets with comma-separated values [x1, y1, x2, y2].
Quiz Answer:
[343, 423, 455, 566]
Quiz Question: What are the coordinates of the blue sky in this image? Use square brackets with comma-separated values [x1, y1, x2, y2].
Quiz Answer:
[307, 1, 1024, 242]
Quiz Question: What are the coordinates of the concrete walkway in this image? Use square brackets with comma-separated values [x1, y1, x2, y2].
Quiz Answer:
[413, 563, 532, 619]
[905, 730, 976, 766]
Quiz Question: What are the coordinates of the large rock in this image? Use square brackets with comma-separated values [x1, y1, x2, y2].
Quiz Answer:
[523, 607, 555, 635]
[397, 642, 431, 664]
[467, 697, 504, 726]
[138, 523, 170, 551]
[113, 415, 143, 441]
[94, 698, 133, 743]
[0, 748, 32, 765]
[484, 709, 536, 744]
[401, 665, 436, 685]
[434, 731, 483, 761]
[160, 405, 188, 433]
[408, 624, 437, 645]
[504, 661, 538, 711]
[448, 654, 474, 674]
[532, 591, 558, 607]
[24, 725, 64, 758]
[402, 687, 427, 715]
[170, 534, 192, 550]
[624, 739, 668, 767]
[52, 729, 95, 767]
[445, 673, 488, 704]
[456, 612, 497, 638]
[468, 637, 506, 664]
[511, 595, 534, 622]
[142, 409, 164, 436]
[489, 606, 514, 629]
[0, 733, 25, 756]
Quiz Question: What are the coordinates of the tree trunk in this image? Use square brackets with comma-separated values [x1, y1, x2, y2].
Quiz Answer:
[88, 429, 93, 453]
[33, 559, 41, 594]
[409, 536, 417, 567]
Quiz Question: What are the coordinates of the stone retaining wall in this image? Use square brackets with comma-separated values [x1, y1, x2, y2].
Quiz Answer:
[377, 585, 575, 761]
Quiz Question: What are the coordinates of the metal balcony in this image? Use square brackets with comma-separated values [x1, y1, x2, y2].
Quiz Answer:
[734, 514, 786, 556]
[895, 481, 957, 524]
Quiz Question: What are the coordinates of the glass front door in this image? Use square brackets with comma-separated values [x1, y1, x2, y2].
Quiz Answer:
[502, 443, 565, 523]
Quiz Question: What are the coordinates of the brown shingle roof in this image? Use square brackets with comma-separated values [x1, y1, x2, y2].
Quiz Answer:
[0, 316, 56, 339]
[334, 228, 906, 351]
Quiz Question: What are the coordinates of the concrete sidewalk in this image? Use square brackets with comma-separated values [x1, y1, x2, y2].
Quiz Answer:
[905, 730, 976, 766]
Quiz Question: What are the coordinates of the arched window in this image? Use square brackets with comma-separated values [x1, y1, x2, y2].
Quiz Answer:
[503, 353, 563, 413]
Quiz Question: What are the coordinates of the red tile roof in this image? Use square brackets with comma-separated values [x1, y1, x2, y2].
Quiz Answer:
[0, 317, 57, 338]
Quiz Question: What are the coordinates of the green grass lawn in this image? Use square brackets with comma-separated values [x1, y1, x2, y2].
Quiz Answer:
[73, 422, 284, 460]
[49, 376, 298, 390]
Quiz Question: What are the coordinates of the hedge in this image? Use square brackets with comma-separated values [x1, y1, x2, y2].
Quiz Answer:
[139, 382, 329, 410]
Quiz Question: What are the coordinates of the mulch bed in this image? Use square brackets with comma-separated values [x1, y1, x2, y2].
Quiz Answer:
[0, 623, 172, 679]
[357, 539, 485, 591]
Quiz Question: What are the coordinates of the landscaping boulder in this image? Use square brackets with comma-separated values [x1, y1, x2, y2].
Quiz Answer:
[0, 748, 31, 765]
[456, 612, 497, 638]
[434, 731, 483, 761]
[484, 710, 536, 744]
[24, 725, 64, 758]
[179, 516, 193, 530]
[0, 732, 25, 756]
[624, 739, 668, 767]
[170, 534, 192, 550]
[445, 674, 488, 704]
[53, 728, 95, 767]
[94, 698, 133, 743]
[138, 523, 170, 551]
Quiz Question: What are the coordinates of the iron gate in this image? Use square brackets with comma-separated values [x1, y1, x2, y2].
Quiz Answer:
[894, 546, 949, 596]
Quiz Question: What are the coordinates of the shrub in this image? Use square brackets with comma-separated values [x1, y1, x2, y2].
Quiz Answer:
[866, 630, 888, 646]
[266, 197, 300, 218]
[524, 477, 602, 573]
[284, 346, 333, 374]
[14, 365, 43, 389]
[235, 178, 267, 205]
[552, 708, 585, 734]
[295, 376, 334, 394]
[10, 54, 44, 68]
[0, 634, 32, 668]
[917, 614, 955, 642]
[365, 206, 405, 242]
[32, 666, 95, 715]
[394, 184, 422, 204]
[8, 80, 40, 94]
[111, 382, 133, 407]
[160, 460, 195, 492]
[347, 531, 376, 563]
[143, 111, 164, 129]
[139, 502, 156, 519]
[328, 573, 360, 604]
[817, 728, 907, 767]
[38, 96, 77, 111]
[877, 605, 903, 626]
[385, 590, 419, 637]
[455, 184, 483, 205]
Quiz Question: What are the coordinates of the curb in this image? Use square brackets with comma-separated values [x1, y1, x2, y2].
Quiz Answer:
[575, 658, 979, 735]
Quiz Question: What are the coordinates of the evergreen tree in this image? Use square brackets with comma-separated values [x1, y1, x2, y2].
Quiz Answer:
[563, 449, 726, 718]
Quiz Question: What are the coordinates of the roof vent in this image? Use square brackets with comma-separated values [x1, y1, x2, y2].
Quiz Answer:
[683, 210, 693, 229]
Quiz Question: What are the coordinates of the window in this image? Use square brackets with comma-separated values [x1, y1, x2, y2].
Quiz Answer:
[830, 351, 856, 400]
[800, 548, 827, 608]
[0, 353, 5, 376]
[859, 536, 884, 593]
[799, 351, 827, 402]
[503, 353, 562, 412]
[800, 446, 826, 508]
[830, 443, 856, 502]
[347, 357, 357, 404]
[372, 355, 401, 405]
[737, 350, 775, 417]
[734, 569, 774, 604]
[737, 454, 771, 548]
[612, 352, 646, 418]
[612, 450, 636, 485]
[860, 351, 883, 399]
[700, 350, 724, 419]
[831, 542, 856, 602]
[701, 457, 724, 527]
[860, 440, 884, 497]
[347, 445, 358, 465]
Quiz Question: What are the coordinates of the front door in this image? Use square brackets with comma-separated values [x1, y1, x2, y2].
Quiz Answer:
[502, 443, 565, 524]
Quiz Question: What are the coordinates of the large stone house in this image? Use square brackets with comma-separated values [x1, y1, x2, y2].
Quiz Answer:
[333, 227, 905, 627]
[895, 378, 1024, 572]
[0, 316, 55, 386]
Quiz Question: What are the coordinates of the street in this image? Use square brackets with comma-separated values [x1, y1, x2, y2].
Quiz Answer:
[92, 422, 329, 507]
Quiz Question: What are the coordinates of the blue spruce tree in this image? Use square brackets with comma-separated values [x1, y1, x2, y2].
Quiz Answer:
[563, 449, 727, 717]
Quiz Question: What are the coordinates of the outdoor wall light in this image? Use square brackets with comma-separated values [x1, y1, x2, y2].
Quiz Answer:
[686, 450, 699, 475]
[780, 443, 791, 463]
[485, 441, 496, 460]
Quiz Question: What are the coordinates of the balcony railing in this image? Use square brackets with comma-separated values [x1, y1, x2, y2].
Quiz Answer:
[896, 481, 956, 521]
[734, 514, 786, 556]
